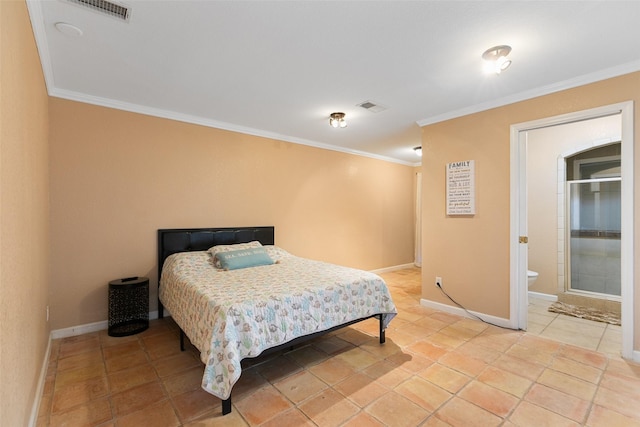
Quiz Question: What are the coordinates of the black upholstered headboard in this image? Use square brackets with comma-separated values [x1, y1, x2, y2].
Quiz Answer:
[157, 226, 274, 317]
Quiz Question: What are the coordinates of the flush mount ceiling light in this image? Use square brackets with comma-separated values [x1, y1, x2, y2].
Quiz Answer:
[482, 45, 512, 74]
[414, 146, 422, 157]
[329, 112, 347, 128]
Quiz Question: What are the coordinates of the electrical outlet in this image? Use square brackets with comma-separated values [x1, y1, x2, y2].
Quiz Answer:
[435, 277, 442, 288]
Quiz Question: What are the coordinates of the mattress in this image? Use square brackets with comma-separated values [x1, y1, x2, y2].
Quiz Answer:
[159, 246, 397, 399]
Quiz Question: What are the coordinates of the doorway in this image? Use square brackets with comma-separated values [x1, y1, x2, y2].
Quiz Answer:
[510, 102, 634, 360]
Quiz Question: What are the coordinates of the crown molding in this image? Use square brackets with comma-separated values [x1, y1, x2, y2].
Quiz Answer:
[48, 86, 416, 167]
[417, 60, 640, 127]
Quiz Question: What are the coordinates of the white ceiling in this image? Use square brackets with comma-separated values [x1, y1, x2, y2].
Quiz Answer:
[28, 0, 640, 165]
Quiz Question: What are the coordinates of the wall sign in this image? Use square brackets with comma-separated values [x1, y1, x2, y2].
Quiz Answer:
[446, 160, 475, 215]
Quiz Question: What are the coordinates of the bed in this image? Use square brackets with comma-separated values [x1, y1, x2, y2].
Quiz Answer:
[157, 226, 397, 415]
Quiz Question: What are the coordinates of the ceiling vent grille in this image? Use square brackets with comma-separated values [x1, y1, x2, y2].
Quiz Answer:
[357, 100, 387, 113]
[64, 0, 130, 21]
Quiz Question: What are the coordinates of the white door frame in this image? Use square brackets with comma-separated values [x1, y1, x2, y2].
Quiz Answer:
[510, 101, 635, 360]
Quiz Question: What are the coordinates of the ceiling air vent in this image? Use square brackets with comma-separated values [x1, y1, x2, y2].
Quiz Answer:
[357, 100, 387, 113]
[64, 0, 130, 21]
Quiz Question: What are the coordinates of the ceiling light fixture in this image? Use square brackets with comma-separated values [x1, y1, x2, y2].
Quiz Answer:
[482, 45, 512, 75]
[329, 112, 347, 128]
[414, 146, 422, 157]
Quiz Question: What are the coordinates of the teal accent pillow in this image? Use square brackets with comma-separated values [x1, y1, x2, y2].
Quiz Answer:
[215, 247, 275, 271]
[208, 241, 262, 269]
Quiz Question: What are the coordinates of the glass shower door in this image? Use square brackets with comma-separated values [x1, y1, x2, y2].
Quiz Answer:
[567, 178, 621, 297]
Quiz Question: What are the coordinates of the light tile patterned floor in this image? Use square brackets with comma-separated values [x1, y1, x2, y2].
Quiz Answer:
[37, 268, 640, 426]
[527, 295, 622, 356]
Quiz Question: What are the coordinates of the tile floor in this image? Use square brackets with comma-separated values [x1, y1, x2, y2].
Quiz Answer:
[527, 295, 622, 357]
[37, 268, 640, 426]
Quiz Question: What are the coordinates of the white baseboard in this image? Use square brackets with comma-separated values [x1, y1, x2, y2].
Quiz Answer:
[50, 310, 162, 339]
[29, 335, 51, 427]
[420, 298, 515, 329]
[51, 320, 108, 340]
[47, 266, 418, 339]
[48, 264, 418, 339]
[528, 291, 558, 302]
[371, 263, 418, 274]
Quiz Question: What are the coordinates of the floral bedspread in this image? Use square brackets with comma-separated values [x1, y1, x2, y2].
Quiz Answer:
[159, 246, 397, 400]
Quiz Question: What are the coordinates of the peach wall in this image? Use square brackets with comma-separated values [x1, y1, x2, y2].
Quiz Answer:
[49, 99, 416, 330]
[421, 116, 511, 317]
[420, 72, 640, 349]
[0, 1, 50, 425]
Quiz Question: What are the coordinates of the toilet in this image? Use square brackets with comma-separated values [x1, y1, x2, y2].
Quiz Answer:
[527, 270, 538, 288]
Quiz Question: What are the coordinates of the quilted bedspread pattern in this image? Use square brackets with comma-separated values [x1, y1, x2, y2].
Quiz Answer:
[159, 247, 397, 400]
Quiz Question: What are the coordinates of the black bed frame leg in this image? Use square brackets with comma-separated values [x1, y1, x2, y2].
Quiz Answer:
[177, 328, 233, 415]
[222, 397, 232, 415]
[158, 300, 164, 319]
[379, 315, 386, 344]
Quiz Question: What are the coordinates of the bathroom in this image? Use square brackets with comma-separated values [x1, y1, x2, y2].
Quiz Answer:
[525, 114, 622, 341]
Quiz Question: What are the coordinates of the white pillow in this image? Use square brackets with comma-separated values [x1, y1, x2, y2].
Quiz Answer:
[263, 245, 292, 263]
